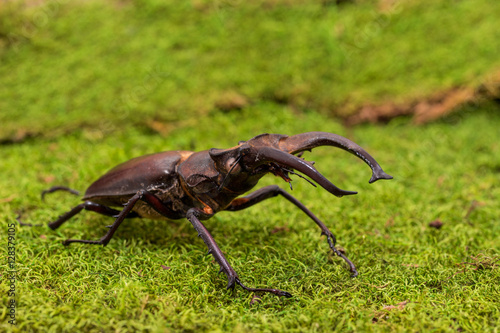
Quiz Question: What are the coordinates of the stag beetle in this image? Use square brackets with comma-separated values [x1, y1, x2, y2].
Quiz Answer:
[42, 132, 392, 298]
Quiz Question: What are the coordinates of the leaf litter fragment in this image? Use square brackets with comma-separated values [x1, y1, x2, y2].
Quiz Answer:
[372, 301, 409, 323]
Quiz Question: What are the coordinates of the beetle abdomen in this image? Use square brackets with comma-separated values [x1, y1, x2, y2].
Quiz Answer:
[83, 150, 193, 204]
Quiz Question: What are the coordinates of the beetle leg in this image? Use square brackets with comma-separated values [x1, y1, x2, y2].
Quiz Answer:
[61, 190, 176, 246]
[48, 201, 139, 230]
[186, 208, 292, 298]
[41, 186, 80, 201]
[225, 185, 358, 277]
[16, 214, 42, 227]
[186, 208, 237, 289]
[235, 279, 293, 298]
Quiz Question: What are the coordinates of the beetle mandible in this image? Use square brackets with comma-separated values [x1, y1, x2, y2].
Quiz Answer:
[42, 132, 392, 298]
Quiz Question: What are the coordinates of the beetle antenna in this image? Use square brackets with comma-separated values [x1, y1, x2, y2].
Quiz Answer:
[218, 155, 243, 192]
[282, 167, 317, 188]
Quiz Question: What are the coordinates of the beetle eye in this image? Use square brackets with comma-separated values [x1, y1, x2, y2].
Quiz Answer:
[225, 157, 242, 174]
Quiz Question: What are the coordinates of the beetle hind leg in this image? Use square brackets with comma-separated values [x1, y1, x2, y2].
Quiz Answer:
[61, 190, 176, 246]
[41, 186, 80, 201]
[186, 208, 292, 298]
[48, 201, 139, 230]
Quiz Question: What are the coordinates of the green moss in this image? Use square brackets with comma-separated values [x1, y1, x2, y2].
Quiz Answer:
[1, 1, 499, 331]
[1, 103, 499, 332]
[1, 0, 500, 140]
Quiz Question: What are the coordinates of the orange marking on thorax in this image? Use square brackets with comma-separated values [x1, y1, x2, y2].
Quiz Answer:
[203, 205, 214, 215]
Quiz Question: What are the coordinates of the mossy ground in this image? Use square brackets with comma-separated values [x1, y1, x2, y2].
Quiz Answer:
[1, 1, 499, 332]
[1, 104, 499, 332]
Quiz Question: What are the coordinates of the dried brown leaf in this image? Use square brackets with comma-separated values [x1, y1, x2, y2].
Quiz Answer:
[271, 225, 290, 234]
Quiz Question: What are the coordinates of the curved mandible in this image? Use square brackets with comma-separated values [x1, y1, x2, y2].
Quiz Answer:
[255, 147, 357, 197]
[278, 132, 393, 183]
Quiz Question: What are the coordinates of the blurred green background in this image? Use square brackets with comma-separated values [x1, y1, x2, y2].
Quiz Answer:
[1, 0, 499, 332]
[1, 0, 500, 141]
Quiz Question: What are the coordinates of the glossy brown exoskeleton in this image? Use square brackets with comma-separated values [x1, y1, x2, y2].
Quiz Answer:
[43, 132, 392, 298]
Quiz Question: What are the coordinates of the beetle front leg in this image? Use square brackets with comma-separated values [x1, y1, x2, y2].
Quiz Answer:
[225, 185, 358, 277]
[186, 208, 292, 298]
